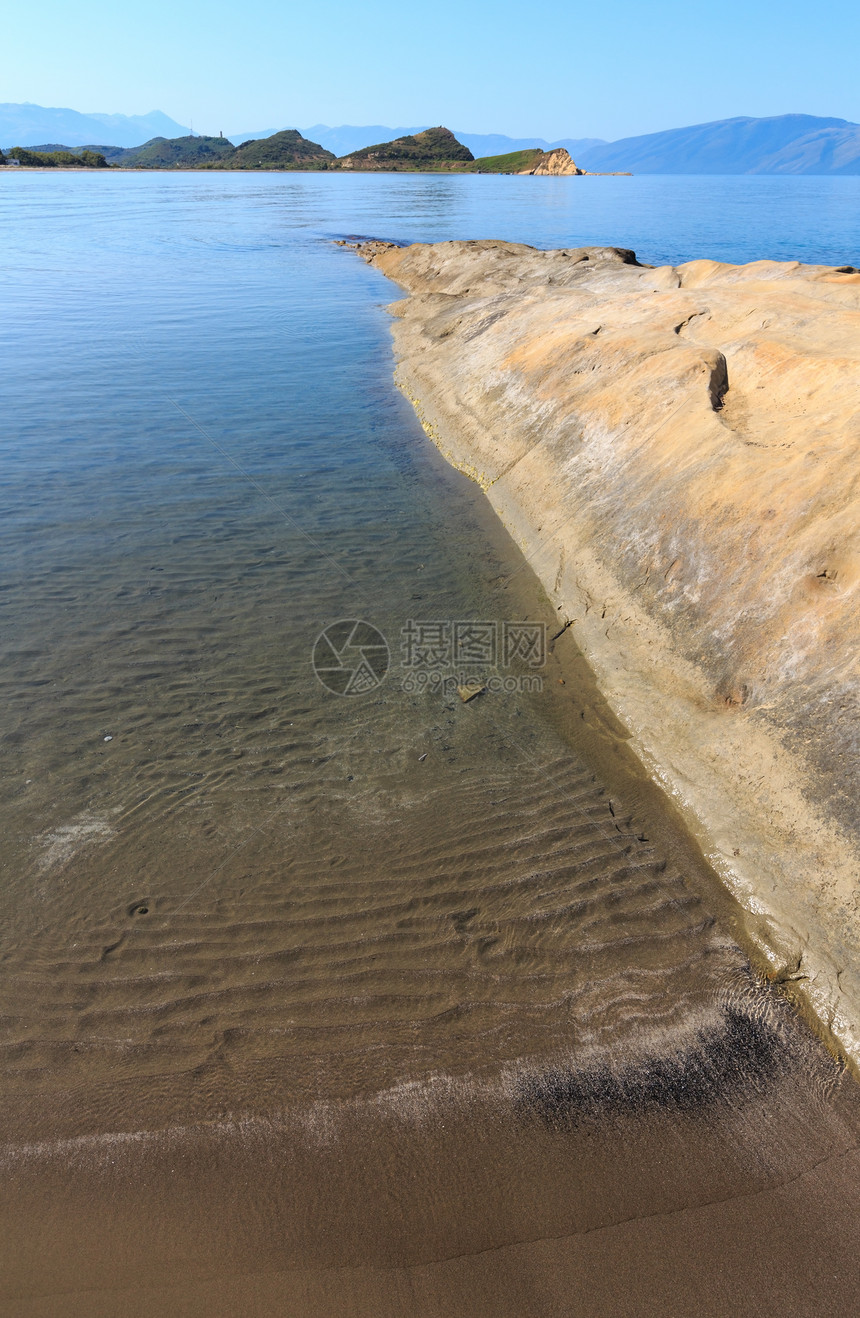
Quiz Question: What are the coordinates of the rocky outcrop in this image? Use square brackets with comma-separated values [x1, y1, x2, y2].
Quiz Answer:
[358, 237, 860, 1065]
[518, 147, 583, 175]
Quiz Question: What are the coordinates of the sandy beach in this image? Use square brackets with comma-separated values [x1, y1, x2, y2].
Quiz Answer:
[4, 536, 860, 1314]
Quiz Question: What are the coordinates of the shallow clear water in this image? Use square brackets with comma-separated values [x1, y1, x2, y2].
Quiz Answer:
[2, 169, 744, 1105]
[2, 171, 860, 1313]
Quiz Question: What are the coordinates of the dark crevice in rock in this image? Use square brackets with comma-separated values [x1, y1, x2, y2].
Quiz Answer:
[708, 353, 729, 410]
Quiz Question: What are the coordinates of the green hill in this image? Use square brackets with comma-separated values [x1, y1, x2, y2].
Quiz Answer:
[337, 126, 474, 171]
[109, 129, 334, 171]
[464, 148, 545, 173]
[227, 129, 334, 170]
[117, 135, 235, 169]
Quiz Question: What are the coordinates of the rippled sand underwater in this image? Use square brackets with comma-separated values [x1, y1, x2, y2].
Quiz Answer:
[2, 171, 860, 1315]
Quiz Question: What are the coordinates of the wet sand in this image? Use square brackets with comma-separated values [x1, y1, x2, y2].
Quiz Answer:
[4, 992, 860, 1315]
[3, 537, 860, 1313]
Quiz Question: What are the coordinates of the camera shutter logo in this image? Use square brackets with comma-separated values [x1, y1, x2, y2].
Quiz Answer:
[312, 620, 390, 696]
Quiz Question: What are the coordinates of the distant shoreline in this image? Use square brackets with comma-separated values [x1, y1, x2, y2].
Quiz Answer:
[0, 130, 630, 176]
[0, 164, 631, 175]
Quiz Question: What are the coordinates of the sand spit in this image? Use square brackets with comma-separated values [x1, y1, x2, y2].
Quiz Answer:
[357, 238, 860, 1064]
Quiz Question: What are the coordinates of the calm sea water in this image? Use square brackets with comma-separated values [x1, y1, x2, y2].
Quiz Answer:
[2, 169, 860, 1309]
[1, 166, 858, 1079]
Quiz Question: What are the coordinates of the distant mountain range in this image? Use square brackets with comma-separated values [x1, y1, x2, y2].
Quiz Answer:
[3, 106, 860, 173]
[577, 115, 860, 175]
[458, 133, 608, 160]
[0, 103, 189, 148]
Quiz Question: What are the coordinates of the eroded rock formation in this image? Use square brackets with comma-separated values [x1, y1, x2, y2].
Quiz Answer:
[518, 147, 583, 175]
[358, 237, 860, 1064]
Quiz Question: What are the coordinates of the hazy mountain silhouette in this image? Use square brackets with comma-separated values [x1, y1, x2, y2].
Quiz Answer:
[0, 103, 189, 148]
[576, 114, 860, 174]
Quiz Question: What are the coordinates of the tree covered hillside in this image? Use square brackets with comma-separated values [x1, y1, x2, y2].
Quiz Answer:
[6, 147, 108, 167]
[117, 135, 236, 168]
[227, 130, 335, 169]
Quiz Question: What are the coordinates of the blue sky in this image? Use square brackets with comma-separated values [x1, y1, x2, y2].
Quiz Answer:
[3, 0, 858, 141]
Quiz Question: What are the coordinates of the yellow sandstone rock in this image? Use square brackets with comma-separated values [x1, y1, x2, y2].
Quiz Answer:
[517, 147, 583, 175]
[359, 237, 860, 1064]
